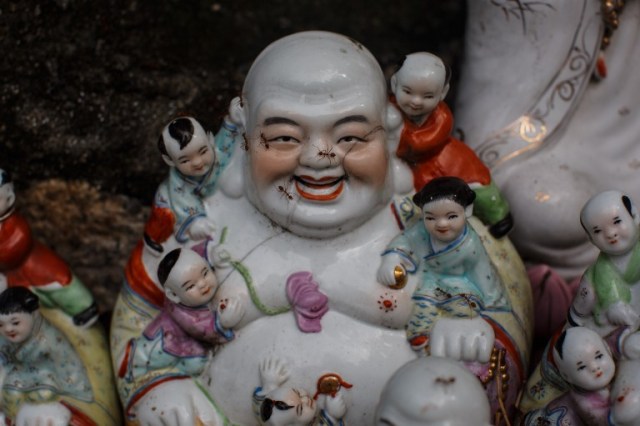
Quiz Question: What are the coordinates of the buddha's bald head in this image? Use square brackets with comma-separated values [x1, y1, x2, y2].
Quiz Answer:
[228, 32, 401, 238]
[239, 31, 388, 130]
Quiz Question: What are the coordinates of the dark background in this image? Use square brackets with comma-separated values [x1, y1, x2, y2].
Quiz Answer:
[1, 0, 466, 312]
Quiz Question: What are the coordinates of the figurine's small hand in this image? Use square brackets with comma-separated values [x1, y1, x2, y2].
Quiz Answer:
[259, 357, 290, 391]
[430, 317, 495, 363]
[0, 273, 7, 293]
[208, 244, 232, 269]
[376, 254, 406, 288]
[15, 401, 71, 426]
[187, 217, 216, 241]
[323, 391, 347, 420]
[228, 96, 245, 129]
[607, 301, 640, 329]
[218, 297, 245, 329]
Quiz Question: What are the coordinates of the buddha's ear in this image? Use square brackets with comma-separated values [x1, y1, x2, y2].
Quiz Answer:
[389, 73, 398, 94]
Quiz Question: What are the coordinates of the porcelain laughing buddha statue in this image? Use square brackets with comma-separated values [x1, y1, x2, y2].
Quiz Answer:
[110, 31, 533, 426]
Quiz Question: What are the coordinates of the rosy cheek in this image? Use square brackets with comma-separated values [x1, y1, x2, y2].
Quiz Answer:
[343, 140, 388, 187]
[249, 145, 300, 186]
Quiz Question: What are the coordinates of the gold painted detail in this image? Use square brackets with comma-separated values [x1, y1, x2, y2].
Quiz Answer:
[481, 347, 511, 426]
[475, 0, 601, 170]
[601, 0, 625, 50]
[535, 192, 551, 203]
[518, 116, 547, 144]
[389, 265, 407, 289]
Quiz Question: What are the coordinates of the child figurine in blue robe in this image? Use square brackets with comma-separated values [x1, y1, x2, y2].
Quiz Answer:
[377, 176, 511, 352]
[145, 116, 238, 249]
[0, 287, 94, 424]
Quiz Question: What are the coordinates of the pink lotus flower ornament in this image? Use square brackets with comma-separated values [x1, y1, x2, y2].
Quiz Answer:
[286, 271, 329, 333]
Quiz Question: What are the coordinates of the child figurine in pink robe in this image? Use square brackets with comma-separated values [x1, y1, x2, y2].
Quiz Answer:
[118, 248, 244, 413]
[524, 327, 615, 426]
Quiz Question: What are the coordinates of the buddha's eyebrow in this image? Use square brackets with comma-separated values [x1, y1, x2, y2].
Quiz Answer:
[333, 115, 369, 127]
[263, 117, 299, 126]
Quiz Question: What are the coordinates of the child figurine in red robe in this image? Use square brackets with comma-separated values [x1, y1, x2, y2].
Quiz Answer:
[390, 53, 513, 238]
[0, 169, 97, 326]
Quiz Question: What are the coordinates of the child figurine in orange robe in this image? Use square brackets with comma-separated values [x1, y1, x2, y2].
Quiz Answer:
[0, 169, 97, 326]
[390, 52, 512, 238]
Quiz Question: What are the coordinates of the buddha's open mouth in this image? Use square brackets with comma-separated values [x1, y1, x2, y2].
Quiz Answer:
[294, 175, 345, 201]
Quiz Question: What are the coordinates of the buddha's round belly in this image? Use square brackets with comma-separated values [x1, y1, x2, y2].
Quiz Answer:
[203, 310, 415, 425]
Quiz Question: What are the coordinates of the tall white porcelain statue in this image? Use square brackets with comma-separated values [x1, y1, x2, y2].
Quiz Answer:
[456, 0, 638, 281]
[111, 31, 533, 425]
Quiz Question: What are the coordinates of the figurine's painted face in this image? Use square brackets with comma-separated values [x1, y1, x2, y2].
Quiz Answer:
[0, 183, 16, 217]
[262, 387, 316, 426]
[422, 198, 467, 244]
[162, 120, 215, 178]
[0, 311, 35, 344]
[240, 32, 394, 238]
[581, 191, 639, 256]
[164, 250, 218, 307]
[555, 327, 615, 391]
[391, 53, 449, 124]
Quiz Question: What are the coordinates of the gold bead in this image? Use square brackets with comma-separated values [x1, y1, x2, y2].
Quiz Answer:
[389, 266, 407, 289]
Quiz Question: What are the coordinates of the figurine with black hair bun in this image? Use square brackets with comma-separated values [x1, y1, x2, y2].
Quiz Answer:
[118, 247, 244, 416]
[378, 177, 510, 352]
[570, 190, 640, 332]
[390, 53, 512, 238]
[0, 287, 118, 425]
[523, 327, 615, 426]
[377, 177, 518, 420]
[522, 190, 640, 417]
[144, 115, 239, 252]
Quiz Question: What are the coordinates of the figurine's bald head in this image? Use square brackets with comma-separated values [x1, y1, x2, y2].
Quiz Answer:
[394, 52, 448, 86]
[390, 52, 450, 122]
[580, 190, 640, 255]
[239, 31, 388, 130]
[228, 31, 401, 239]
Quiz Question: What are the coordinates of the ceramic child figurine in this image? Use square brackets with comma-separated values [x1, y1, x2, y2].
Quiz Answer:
[569, 190, 640, 332]
[118, 248, 243, 394]
[375, 356, 492, 426]
[144, 116, 238, 250]
[524, 327, 615, 426]
[110, 31, 532, 426]
[0, 168, 98, 326]
[390, 53, 512, 238]
[521, 191, 640, 416]
[378, 176, 510, 353]
[0, 287, 119, 425]
[253, 358, 347, 426]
